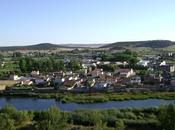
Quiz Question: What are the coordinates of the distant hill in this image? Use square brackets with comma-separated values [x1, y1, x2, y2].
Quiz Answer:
[100, 40, 175, 49]
[63, 44, 104, 48]
[0, 43, 104, 51]
[1, 40, 174, 51]
[0, 43, 73, 51]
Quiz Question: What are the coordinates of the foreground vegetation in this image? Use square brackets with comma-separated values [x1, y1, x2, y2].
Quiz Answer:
[0, 104, 174, 130]
[2, 91, 175, 103]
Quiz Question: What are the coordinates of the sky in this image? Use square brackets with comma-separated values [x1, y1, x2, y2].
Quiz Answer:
[0, 0, 175, 46]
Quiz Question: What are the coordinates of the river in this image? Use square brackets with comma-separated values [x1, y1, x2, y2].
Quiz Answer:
[0, 97, 174, 111]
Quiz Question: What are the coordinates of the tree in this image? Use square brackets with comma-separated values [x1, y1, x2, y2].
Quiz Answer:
[115, 119, 125, 130]
[53, 60, 65, 72]
[43, 58, 52, 72]
[36, 106, 67, 130]
[15, 111, 32, 126]
[124, 49, 138, 57]
[0, 53, 4, 59]
[0, 113, 16, 130]
[19, 58, 27, 72]
[68, 60, 82, 71]
[129, 57, 138, 66]
[1, 104, 32, 127]
[12, 52, 22, 57]
[100, 64, 117, 72]
[1, 104, 18, 118]
[85, 78, 95, 93]
[94, 120, 106, 130]
[158, 104, 175, 130]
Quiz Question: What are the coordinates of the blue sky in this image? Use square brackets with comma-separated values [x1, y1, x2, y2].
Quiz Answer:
[0, 0, 175, 46]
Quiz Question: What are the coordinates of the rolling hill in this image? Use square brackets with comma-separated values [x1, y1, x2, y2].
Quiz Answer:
[0, 43, 72, 51]
[0, 43, 104, 51]
[1, 40, 175, 51]
[100, 40, 175, 50]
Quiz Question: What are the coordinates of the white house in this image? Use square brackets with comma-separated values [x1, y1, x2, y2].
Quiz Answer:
[10, 75, 20, 81]
[53, 71, 65, 77]
[169, 65, 175, 73]
[53, 77, 65, 85]
[94, 82, 108, 89]
[130, 76, 141, 84]
[115, 61, 128, 66]
[137, 60, 150, 67]
[102, 61, 110, 65]
[115, 69, 135, 78]
[160, 61, 166, 66]
[31, 71, 40, 76]
[1, 61, 5, 68]
[21, 80, 33, 86]
[65, 71, 73, 75]
[35, 79, 45, 85]
[89, 69, 103, 77]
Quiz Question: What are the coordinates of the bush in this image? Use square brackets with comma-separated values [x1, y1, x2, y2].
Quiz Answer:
[34, 106, 67, 130]
[0, 113, 16, 130]
[158, 104, 175, 130]
[115, 119, 125, 130]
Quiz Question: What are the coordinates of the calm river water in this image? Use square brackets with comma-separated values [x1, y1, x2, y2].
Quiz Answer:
[0, 97, 175, 111]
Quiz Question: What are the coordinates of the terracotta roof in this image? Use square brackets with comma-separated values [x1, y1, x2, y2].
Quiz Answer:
[116, 69, 131, 73]
[63, 80, 78, 87]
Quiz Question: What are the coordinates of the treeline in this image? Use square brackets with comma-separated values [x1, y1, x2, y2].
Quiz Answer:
[19, 57, 82, 73]
[100, 50, 138, 65]
[100, 50, 149, 72]
[0, 104, 174, 130]
[98, 64, 117, 72]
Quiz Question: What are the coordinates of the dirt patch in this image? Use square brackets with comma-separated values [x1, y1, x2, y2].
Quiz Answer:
[0, 80, 19, 90]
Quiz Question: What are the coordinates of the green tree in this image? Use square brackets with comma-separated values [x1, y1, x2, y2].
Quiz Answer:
[19, 58, 27, 72]
[12, 52, 22, 57]
[100, 64, 117, 72]
[85, 78, 95, 93]
[129, 57, 138, 66]
[1, 104, 18, 118]
[94, 120, 106, 130]
[68, 60, 82, 71]
[0, 113, 16, 130]
[54, 60, 65, 72]
[1, 104, 32, 127]
[36, 106, 67, 130]
[158, 104, 175, 130]
[115, 119, 125, 130]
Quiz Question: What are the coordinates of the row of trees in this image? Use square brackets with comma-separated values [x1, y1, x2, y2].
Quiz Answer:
[98, 64, 117, 72]
[19, 57, 82, 73]
[100, 50, 138, 66]
[0, 104, 174, 130]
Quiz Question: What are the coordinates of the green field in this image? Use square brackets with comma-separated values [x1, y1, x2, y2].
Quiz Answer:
[0, 60, 19, 72]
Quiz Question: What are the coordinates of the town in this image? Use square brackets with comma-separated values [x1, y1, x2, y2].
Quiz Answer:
[1, 1, 175, 130]
[0, 47, 175, 95]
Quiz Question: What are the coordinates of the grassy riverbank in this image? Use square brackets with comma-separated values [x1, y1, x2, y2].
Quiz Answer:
[1, 91, 175, 103]
[0, 104, 174, 130]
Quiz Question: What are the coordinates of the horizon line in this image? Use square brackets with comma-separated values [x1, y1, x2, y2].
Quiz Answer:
[0, 39, 173, 47]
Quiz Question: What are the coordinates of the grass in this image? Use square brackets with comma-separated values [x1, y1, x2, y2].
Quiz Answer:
[2, 91, 175, 103]
[162, 44, 175, 51]
[0, 60, 19, 72]
[165, 60, 175, 64]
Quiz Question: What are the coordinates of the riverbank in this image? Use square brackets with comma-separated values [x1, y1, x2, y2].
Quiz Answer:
[0, 104, 174, 130]
[1, 91, 175, 103]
